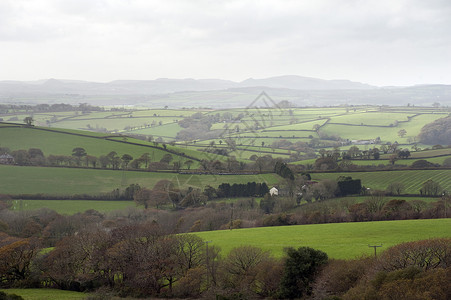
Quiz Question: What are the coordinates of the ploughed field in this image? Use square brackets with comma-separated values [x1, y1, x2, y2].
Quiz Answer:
[311, 169, 451, 194]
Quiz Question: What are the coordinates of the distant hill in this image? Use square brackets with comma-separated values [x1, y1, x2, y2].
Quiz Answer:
[0, 75, 373, 95]
[240, 75, 374, 90]
[1, 75, 450, 108]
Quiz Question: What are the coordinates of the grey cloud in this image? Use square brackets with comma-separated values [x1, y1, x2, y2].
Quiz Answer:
[0, 0, 450, 85]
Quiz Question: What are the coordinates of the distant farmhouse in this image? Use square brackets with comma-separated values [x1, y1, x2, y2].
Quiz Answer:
[269, 187, 278, 196]
[0, 154, 14, 165]
[351, 139, 375, 145]
[350, 137, 381, 145]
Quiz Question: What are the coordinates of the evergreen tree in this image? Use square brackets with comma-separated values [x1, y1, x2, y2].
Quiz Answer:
[279, 247, 328, 299]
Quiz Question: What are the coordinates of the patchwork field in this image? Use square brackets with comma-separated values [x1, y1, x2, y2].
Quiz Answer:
[195, 218, 451, 259]
[4, 107, 449, 153]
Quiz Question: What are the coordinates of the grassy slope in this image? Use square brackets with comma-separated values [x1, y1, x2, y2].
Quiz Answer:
[10, 199, 137, 214]
[195, 219, 451, 259]
[0, 289, 89, 300]
[321, 113, 447, 142]
[53, 117, 177, 132]
[0, 125, 206, 163]
[328, 112, 414, 126]
[122, 122, 182, 138]
[320, 195, 442, 205]
[0, 165, 281, 195]
[344, 156, 451, 166]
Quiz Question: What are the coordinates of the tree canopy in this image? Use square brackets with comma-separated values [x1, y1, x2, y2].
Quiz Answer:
[418, 116, 451, 145]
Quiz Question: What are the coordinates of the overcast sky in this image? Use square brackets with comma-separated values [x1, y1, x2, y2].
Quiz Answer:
[1, 0, 450, 86]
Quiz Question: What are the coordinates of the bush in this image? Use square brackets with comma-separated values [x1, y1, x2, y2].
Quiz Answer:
[313, 258, 374, 298]
[411, 159, 436, 168]
[372, 267, 451, 300]
[377, 238, 451, 271]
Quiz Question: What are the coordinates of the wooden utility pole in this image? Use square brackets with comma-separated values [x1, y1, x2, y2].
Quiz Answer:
[368, 244, 383, 257]
[442, 192, 448, 218]
[229, 203, 234, 230]
[205, 240, 212, 287]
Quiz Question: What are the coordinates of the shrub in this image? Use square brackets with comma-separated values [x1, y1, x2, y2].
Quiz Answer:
[377, 238, 451, 271]
[316, 258, 373, 296]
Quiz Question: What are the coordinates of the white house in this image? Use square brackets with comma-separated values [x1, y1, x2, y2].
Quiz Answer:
[269, 187, 278, 196]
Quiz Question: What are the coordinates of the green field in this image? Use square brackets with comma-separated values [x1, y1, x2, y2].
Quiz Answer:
[342, 156, 451, 166]
[329, 112, 415, 126]
[0, 125, 168, 157]
[321, 113, 447, 143]
[10, 199, 137, 214]
[0, 289, 89, 300]
[405, 148, 451, 158]
[0, 165, 281, 195]
[0, 124, 209, 167]
[195, 219, 451, 259]
[124, 122, 182, 139]
[317, 195, 442, 206]
[311, 169, 451, 194]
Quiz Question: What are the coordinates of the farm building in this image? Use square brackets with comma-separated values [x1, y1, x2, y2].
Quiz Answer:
[351, 139, 375, 145]
[0, 154, 14, 164]
[269, 187, 278, 196]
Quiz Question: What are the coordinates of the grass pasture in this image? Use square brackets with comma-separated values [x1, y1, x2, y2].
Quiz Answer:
[311, 169, 451, 194]
[53, 116, 177, 132]
[320, 123, 399, 141]
[328, 112, 415, 126]
[0, 124, 207, 164]
[0, 165, 281, 195]
[0, 289, 89, 300]
[125, 122, 182, 139]
[395, 148, 451, 159]
[317, 195, 443, 206]
[320, 113, 448, 142]
[195, 218, 451, 259]
[10, 199, 137, 214]
[420, 155, 451, 165]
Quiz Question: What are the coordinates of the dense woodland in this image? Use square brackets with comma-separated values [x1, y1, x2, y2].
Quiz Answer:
[418, 115, 451, 145]
[0, 198, 449, 299]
